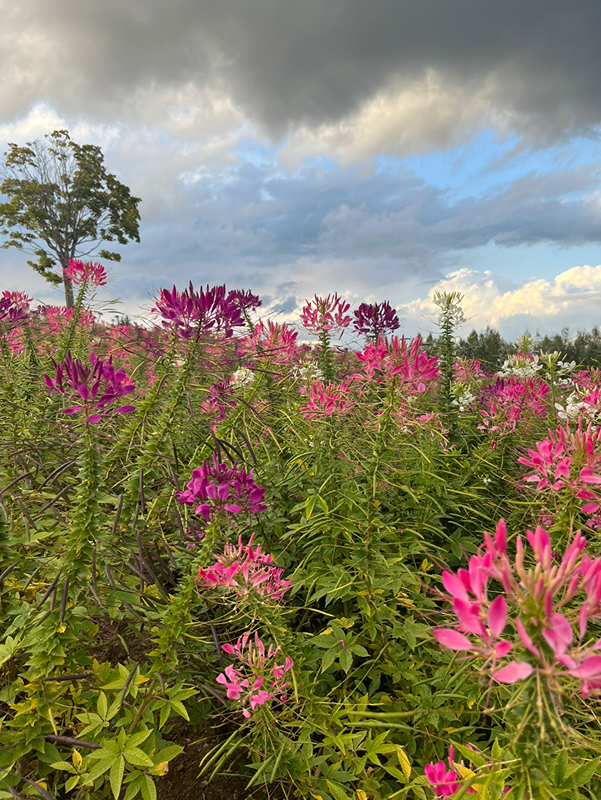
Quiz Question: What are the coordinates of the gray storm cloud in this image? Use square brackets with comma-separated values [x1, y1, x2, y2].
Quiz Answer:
[1, 0, 601, 150]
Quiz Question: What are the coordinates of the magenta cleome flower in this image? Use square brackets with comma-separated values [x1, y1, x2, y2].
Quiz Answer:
[64, 259, 107, 287]
[300, 293, 352, 338]
[0, 293, 29, 325]
[44, 351, 135, 423]
[176, 455, 266, 523]
[300, 379, 356, 418]
[197, 535, 291, 600]
[216, 632, 293, 718]
[152, 282, 244, 339]
[352, 301, 400, 339]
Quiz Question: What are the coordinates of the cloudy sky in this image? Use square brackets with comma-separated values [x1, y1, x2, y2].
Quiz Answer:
[1, 0, 601, 338]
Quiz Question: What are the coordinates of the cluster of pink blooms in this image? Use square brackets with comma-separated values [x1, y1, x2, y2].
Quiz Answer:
[518, 420, 601, 515]
[299, 293, 352, 338]
[356, 335, 439, 394]
[435, 519, 601, 696]
[196, 535, 291, 600]
[63, 259, 107, 287]
[216, 632, 293, 718]
[175, 455, 266, 522]
[300, 379, 356, 418]
[44, 351, 136, 423]
[244, 320, 299, 365]
[152, 282, 245, 339]
[454, 359, 487, 382]
[477, 377, 549, 436]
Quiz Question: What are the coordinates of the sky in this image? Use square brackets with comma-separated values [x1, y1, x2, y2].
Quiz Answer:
[1, 0, 601, 339]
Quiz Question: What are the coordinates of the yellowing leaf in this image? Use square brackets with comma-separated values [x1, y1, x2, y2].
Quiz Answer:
[396, 745, 411, 780]
[357, 791, 368, 800]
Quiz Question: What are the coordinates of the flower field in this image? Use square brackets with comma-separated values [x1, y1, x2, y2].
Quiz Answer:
[2, 264, 601, 799]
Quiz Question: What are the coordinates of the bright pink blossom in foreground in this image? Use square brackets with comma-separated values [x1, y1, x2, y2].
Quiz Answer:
[300, 379, 355, 418]
[216, 632, 293, 718]
[64, 259, 107, 286]
[176, 455, 266, 522]
[197, 535, 291, 600]
[434, 518, 601, 696]
[44, 351, 135, 423]
[300, 293, 352, 338]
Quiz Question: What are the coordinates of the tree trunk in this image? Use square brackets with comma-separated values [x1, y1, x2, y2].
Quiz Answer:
[62, 268, 74, 308]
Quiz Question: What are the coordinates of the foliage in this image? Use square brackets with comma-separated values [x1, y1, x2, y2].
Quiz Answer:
[0, 130, 141, 307]
[1, 278, 601, 799]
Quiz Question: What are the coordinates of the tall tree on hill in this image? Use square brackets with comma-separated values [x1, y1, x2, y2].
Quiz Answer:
[0, 130, 141, 307]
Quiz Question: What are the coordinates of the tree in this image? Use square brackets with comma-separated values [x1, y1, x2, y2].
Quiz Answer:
[0, 130, 141, 307]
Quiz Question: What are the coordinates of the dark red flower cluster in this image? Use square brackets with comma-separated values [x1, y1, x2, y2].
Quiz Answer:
[352, 301, 400, 338]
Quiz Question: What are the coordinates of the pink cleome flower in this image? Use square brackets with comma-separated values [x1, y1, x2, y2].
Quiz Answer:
[64, 259, 107, 286]
[356, 334, 439, 394]
[216, 632, 293, 718]
[434, 518, 601, 697]
[197, 535, 291, 600]
[300, 293, 352, 338]
[300, 379, 356, 418]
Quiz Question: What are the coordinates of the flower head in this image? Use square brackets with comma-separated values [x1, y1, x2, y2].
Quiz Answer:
[352, 301, 400, 339]
[152, 282, 244, 339]
[176, 456, 266, 523]
[300, 293, 352, 338]
[44, 351, 135, 423]
[64, 259, 107, 287]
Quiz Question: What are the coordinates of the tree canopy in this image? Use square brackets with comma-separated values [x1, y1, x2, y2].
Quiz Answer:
[0, 129, 141, 306]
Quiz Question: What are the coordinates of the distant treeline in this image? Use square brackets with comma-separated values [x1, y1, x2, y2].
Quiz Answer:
[422, 326, 601, 370]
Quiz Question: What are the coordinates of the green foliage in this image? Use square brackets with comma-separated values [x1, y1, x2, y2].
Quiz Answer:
[0, 130, 141, 306]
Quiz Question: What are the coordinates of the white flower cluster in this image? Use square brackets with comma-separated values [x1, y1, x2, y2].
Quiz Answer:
[230, 367, 255, 388]
[434, 297, 466, 327]
[497, 353, 543, 379]
[555, 392, 599, 422]
[294, 362, 324, 383]
[451, 385, 477, 412]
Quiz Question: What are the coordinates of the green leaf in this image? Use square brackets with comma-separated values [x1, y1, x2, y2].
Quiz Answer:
[572, 759, 598, 787]
[127, 730, 152, 748]
[320, 648, 338, 673]
[169, 700, 189, 721]
[123, 748, 154, 768]
[49, 761, 76, 773]
[153, 746, 183, 765]
[141, 775, 157, 800]
[554, 750, 568, 786]
[124, 774, 144, 800]
[65, 775, 80, 792]
[110, 756, 125, 800]
[339, 649, 353, 673]
[97, 691, 108, 719]
[305, 494, 317, 520]
[86, 757, 116, 784]
[326, 780, 352, 800]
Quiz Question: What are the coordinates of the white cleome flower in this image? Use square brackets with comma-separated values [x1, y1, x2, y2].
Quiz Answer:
[230, 367, 255, 388]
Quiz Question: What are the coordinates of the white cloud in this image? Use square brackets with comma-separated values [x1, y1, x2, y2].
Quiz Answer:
[399, 264, 601, 338]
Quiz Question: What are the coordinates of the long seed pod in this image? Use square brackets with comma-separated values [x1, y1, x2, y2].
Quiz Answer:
[59, 576, 69, 623]
[37, 459, 77, 490]
[111, 494, 124, 537]
[234, 427, 258, 465]
[35, 485, 71, 516]
[118, 663, 139, 710]
[0, 563, 16, 584]
[104, 564, 116, 589]
[138, 469, 145, 517]
[42, 673, 93, 683]
[90, 550, 102, 606]
[34, 571, 61, 612]
[45, 734, 100, 750]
